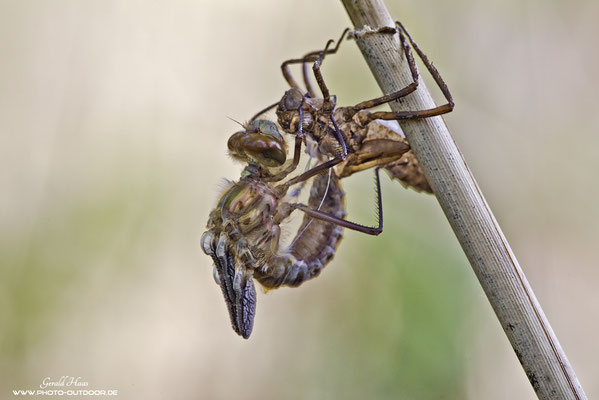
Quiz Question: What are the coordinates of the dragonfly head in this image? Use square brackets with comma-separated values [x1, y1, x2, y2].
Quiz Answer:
[227, 119, 287, 168]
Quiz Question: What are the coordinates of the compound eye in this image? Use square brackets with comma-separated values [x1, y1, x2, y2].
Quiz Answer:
[247, 120, 284, 142]
[228, 121, 287, 167]
[243, 134, 286, 166]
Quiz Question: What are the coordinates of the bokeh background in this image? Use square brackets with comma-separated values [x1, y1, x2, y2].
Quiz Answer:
[1, 0, 597, 399]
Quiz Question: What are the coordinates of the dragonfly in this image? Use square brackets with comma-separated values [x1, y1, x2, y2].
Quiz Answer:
[201, 119, 383, 338]
[202, 21, 454, 338]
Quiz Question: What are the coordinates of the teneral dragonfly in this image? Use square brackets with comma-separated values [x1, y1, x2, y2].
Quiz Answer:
[201, 119, 383, 338]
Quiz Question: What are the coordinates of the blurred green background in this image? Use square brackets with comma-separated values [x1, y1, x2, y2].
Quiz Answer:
[1, 0, 597, 399]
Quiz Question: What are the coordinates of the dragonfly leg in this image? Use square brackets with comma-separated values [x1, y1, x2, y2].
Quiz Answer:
[276, 153, 344, 193]
[280, 28, 350, 97]
[349, 26, 419, 112]
[352, 21, 455, 122]
[294, 167, 384, 236]
[262, 135, 303, 182]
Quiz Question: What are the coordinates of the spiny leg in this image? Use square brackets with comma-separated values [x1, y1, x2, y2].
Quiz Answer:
[300, 31, 348, 97]
[280, 28, 350, 96]
[363, 21, 455, 123]
[397, 20, 454, 113]
[276, 153, 343, 194]
[349, 27, 419, 112]
[345, 21, 454, 124]
[293, 167, 384, 235]
[311, 39, 336, 102]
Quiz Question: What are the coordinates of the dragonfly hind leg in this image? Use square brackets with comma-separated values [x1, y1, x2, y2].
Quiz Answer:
[294, 167, 384, 236]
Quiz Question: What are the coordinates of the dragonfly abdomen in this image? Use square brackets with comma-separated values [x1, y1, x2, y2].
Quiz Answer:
[255, 172, 345, 289]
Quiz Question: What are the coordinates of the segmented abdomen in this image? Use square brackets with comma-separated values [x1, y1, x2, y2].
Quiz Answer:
[254, 172, 345, 289]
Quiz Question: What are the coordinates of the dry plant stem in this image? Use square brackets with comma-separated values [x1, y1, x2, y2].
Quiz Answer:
[341, 1, 587, 399]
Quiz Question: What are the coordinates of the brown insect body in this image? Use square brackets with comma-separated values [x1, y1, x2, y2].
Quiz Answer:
[202, 120, 347, 339]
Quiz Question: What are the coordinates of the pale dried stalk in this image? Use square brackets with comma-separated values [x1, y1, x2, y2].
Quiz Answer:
[340, 0, 587, 399]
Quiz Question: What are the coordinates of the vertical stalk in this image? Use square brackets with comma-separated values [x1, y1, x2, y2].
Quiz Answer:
[340, 0, 587, 399]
